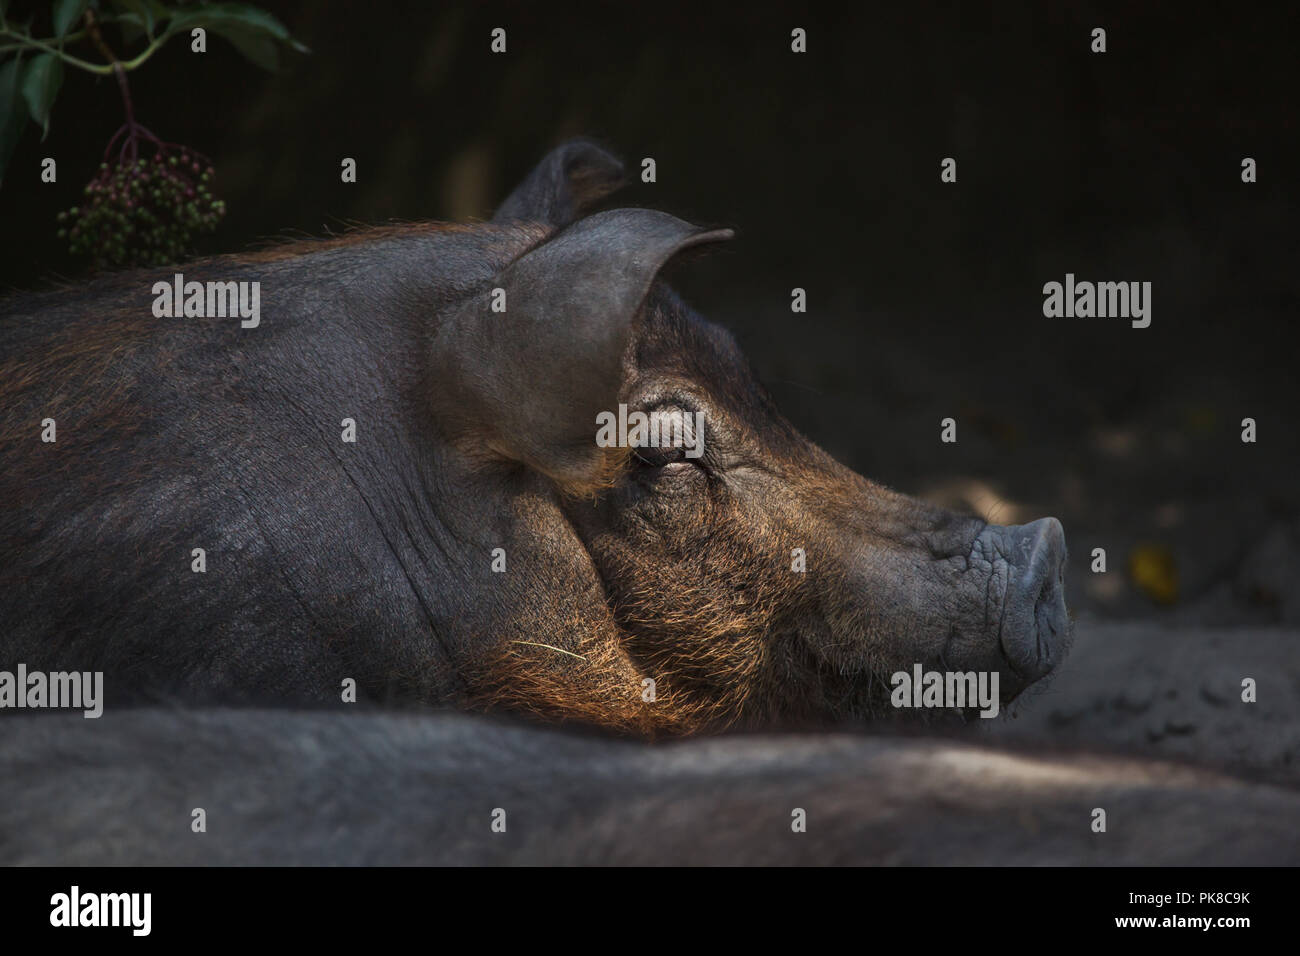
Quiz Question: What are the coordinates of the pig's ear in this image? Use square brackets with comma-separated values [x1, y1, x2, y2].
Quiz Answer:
[431, 208, 732, 495]
[492, 140, 627, 228]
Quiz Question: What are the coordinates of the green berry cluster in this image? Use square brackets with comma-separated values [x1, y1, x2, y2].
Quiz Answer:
[57, 149, 226, 269]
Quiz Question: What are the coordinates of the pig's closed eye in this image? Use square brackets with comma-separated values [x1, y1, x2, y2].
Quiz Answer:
[633, 445, 692, 472]
[628, 404, 705, 477]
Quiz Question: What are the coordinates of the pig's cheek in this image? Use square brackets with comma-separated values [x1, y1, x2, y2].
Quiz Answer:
[628, 469, 711, 524]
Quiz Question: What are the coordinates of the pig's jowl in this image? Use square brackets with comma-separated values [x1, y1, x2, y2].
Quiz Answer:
[0, 141, 1070, 731]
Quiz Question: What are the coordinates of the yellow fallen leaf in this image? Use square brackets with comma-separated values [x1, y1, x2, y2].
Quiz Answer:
[1128, 544, 1179, 605]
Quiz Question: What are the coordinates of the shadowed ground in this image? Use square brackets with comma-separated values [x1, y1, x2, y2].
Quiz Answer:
[977, 622, 1300, 786]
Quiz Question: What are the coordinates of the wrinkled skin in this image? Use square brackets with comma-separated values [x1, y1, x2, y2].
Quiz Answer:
[0, 140, 1069, 733]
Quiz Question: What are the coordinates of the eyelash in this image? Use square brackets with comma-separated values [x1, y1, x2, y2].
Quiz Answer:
[632, 445, 689, 468]
[625, 402, 706, 477]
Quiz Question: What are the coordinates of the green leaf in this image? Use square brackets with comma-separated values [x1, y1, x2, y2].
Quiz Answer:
[53, 0, 90, 37]
[114, 12, 148, 47]
[167, 3, 309, 63]
[0, 55, 30, 187]
[110, 0, 153, 34]
[168, 4, 283, 38]
[21, 53, 63, 140]
[108, 0, 173, 37]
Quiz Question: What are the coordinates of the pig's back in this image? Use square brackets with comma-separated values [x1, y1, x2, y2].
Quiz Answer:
[0, 224, 543, 703]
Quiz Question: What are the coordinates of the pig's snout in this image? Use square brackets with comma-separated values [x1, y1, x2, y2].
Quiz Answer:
[996, 517, 1068, 686]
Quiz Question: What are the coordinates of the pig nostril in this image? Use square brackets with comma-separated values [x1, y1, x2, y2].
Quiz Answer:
[998, 516, 1069, 685]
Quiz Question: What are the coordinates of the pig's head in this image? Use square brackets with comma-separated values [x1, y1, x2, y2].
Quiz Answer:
[438, 141, 1070, 733]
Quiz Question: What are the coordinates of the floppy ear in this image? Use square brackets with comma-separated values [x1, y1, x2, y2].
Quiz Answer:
[492, 140, 627, 228]
[430, 209, 732, 495]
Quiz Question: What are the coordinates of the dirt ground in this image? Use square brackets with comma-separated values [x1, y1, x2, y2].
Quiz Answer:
[975, 622, 1300, 786]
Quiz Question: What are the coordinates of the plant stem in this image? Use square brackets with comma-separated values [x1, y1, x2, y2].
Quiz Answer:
[0, 28, 109, 72]
[86, 11, 147, 165]
[116, 67, 138, 161]
[0, 26, 167, 76]
[0, 28, 88, 52]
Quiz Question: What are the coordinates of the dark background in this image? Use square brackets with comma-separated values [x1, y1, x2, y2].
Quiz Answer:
[2, 0, 1296, 624]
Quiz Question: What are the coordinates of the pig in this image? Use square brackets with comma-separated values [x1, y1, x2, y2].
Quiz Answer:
[0, 140, 1069, 732]
[1, 707, 1294, 865]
